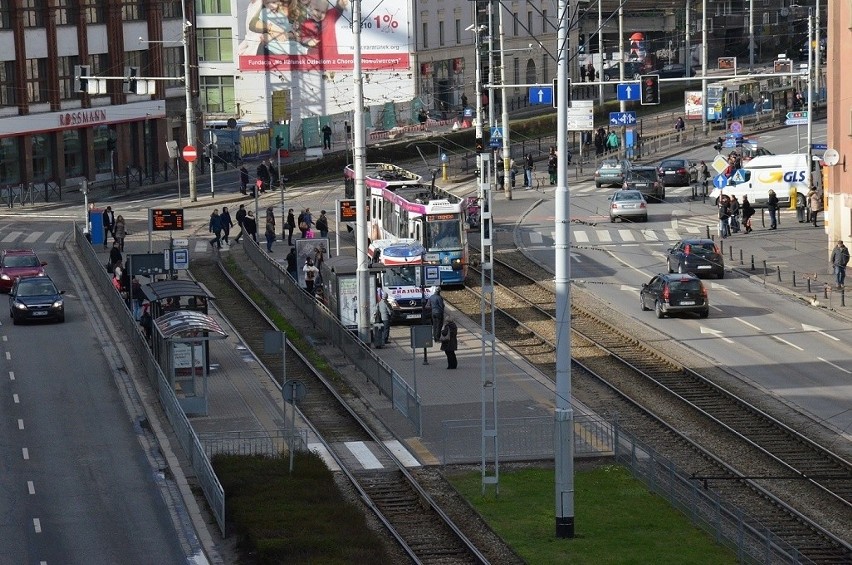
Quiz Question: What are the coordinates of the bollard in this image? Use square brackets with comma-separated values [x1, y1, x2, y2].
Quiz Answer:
[705, 225, 710, 239]
[792, 271, 797, 287]
[824, 284, 829, 299]
[751, 255, 755, 271]
[807, 277, 812, 293]
[842, 288, 846, 307]
[777, 265, 781, 282]
[729, 245, 733, 261]
[739, 249, 744, 265]
[763, 260, 767, 277]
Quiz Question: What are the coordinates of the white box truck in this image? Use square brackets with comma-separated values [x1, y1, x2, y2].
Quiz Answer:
[710, 153, 822, 208]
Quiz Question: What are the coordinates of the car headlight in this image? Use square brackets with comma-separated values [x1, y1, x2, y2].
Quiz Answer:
[52, 300, 64, 309]
[13, 301, 27, 310]
[37, 272, 46, 277]
[0, 274, 10, 281]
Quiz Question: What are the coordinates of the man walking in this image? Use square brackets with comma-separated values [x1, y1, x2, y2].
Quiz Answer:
[209, 209, 223, 249]
[234, 204, 247, 243]
[220, 206, 234, 245]
[243, 210, 258, 242]
[315, 210, 329, 239]
[376, 292, 392, 347]
[322, 124, 332, 150]
[102, 206, 115, 249]
[426, 287, 445, 343]
[830, 240, 850, 289]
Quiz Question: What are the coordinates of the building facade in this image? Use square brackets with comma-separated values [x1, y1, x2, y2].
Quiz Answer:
[825, 1, 851, 247]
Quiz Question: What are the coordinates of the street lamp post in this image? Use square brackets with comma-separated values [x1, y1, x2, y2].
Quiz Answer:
[179, 2, 198, 202]
[467, 23, 486, 177]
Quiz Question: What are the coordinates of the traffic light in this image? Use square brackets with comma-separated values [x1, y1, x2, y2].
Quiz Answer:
[640, 74, 660, 105]
[275, 135, 283, 149]
[552, 78, 571, 109]
[73, 65, 90, 93]
[475, 137, 484, 153]
[123, 66, 138, 94]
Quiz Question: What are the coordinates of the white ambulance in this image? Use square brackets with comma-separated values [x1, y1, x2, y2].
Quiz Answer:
[711, 153, 822, 208]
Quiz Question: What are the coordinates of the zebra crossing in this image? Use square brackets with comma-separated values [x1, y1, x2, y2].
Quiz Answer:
[308, 439, 421, 472]
[1, 230, 65, 245]
[533, 212, 718, 247]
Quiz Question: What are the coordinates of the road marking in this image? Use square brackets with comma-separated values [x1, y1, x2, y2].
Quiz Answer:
[28, 481, 35, 495]
[528, 231, 543, 244]
[9, 371, 14, 381]
[308, 443, 341, 471]
[700, 326, 734, 343]
[619, 229, 635, 242]
[24, 232, 42, 243]
[33, 518, 41, 533]
[45, 231, 63, 244]
[573, 230, 589, 243]
[22, 447, 29, 460]
[194, 241, 208, 253]
[663, 228, 679, 241]
[771, 335, 803, 350]
[641, 230, 659, 241]
[2, 335, 6, 341]
[6, 351, 10, 360]
[384, 440, 421, 467]
[13, 393, 19, 403]
[710, 283, 739, 295]
[344, 441, 383, 469]
[597, 230, 612, 242]
[817, 357, 852, 374]
[18, 419, 24, 430]
[802, 323, 840, 341]
[2, 231, 22, 242]
[734, 317, 762, 331]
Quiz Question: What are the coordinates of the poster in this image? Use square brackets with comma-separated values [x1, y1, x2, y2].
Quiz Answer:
[684, 91, 703, 120]
[237, 0, 411, 72]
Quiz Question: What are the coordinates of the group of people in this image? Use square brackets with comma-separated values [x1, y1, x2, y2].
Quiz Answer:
[717, 194, 755, 237]
[239, 159, 282, 196]
[593, 127, 620, 156]
[101, 206, 128, 251]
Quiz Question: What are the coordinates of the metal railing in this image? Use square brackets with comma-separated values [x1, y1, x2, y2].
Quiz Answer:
[199, 429, 308, 458]
[71, 223, 226, 537]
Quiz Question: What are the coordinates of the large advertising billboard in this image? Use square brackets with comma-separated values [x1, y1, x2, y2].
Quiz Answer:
[237, 0, 410, 72]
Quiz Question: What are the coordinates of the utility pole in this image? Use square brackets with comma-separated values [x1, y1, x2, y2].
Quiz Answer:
[498, 2, 511, 200]
[749, 0, 754, 71]
[180, 1, 198, 202]
[806, 9, 814, 191]
[353, 0, 370, 343]
[701, 0, 708, 134]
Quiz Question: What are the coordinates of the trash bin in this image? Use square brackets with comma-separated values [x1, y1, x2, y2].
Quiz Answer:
[372, 323, 385, 348]
[89, 209, 105, 246]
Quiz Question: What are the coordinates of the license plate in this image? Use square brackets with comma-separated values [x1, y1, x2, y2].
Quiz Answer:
[679, 300, 695, 306]
[665, 171, 675, 175]
[623, 204, 636, 209]
[635, 183, 648, 188]
[697, 265, 711, 269]
[32, 311, 47, 316]
[405, 314, 421, 319]
[439, 266, 452, 271]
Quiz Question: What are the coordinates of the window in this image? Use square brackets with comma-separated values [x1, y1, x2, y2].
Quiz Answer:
[455, 19, 460, 44]
[438, 21, 444, 46]
[24, 59, 48, 104]
[54, 0, 73, 25]
[93, 126, 113, 174]
[0, 4, 9, 29]
[63, 130, 83, 177]
[88, 53, 108, 77]
[528, 12, 533, 35]
[0, 62, 14, 106]
[122, 3, 142, 20]
[57, 56, 78, 100]
[513, 13, 518, 36]
[83, 2, 105, 23]
[161, 1, 181, 19]
[199, 76, 235, 113]
[31, 134, 53, 182]
[422, 22, 428, 48]
[542, 55, 548, 83]
[542, 10, 547, 33]
[196, 0, 229, 15]
[513, 57, 520, 90]
[163, 47, 183, 87]
[198, 28, 234, 62]
[21, 0, 45, 27]
[0, 137, 21, 186]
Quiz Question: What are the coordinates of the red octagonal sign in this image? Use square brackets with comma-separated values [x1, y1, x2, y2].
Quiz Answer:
[182, 145, 197, 162]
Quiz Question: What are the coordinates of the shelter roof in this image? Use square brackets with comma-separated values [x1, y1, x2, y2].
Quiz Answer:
[154, 310, 227, 340]
[141, 280, 216, 302]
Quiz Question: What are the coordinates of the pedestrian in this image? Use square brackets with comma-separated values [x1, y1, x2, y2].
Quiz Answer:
[728, 195, 740, 233]
[102, 205, 115, 249]
[286, 246, 297, 279]
[547, 148, 557, 185]
[718, 196, 731, 238]
[113, 214, 127, 251]
[698, 161, 710, 196]
[375, 291, 392, 347]
[461, 93, 468, 108]
[268, 159, 280, 191]
[244, 210, 258, 242]
[109, 241, 123, 273]
[594, 127, 606, 156]
[256, 160, 269, 193]
[830, 240, 850, 289]
[303, 257, 319, 295]
[674, 116, 685, 141]
[300, 208, 314, 238]
[220, 206, 234, 245]
[439, 315, 458, 369]
[808, 188, 821, 227]
[239, 165, 249, 195]
[426, 286, 445, 343]
[606, 130, 620, 153]
[586, 61, 595, 82]
[234, 204, 247, 243]
[316, 210, 329, 239]
[579, 63, 587, 83]
[524, 153, 534, 188]
[285, 208, 296, 245]
[767, 189, 779, 229]
[264, 206, 276, 252]
[418, 108, 428, 126]
[130, 276, 143, 321]
[139, 302, 153, 341]
[322, 123, 332, 150]
[209, 209, 223, 249]
[741, 195, 755, 233]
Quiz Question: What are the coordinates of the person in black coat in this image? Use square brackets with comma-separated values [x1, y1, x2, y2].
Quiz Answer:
[234, 204, 247, 243]
[239, 165, 249, 194]
[243, 210, 258, 242]
[102, 206, 115, 249]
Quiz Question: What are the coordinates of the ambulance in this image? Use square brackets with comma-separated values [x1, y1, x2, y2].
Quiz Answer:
[711, 153, 822, 208]
[368, 239, 437, 323]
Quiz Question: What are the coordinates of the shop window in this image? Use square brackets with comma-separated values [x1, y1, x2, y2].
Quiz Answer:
[198, 28, 234, 63]
[199, 76, 235, 114]
[63, 130, 83, 178]
[31, 135, 53, 183]
[93, 126, 113, 174]
[0, 138, 21, 185]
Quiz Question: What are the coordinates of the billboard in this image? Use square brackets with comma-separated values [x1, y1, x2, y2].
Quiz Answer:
[684, 91, 703, 120]
[237, 0, 410, 72]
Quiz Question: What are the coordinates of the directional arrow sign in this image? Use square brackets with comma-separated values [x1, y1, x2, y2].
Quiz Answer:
[700, 326, 733, 343]
[713, 174, 728, 189]
[609, 111, 637, 126]
[616, 83, 640, 101]
[529, 86, 553, 105]
[786, 111, 808, 120]
[801, 323, 840, 341]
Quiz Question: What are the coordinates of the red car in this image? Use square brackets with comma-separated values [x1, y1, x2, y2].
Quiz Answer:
[0, 249, 47, 293]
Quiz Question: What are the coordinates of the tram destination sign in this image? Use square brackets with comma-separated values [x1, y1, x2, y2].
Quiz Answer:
[151, 208, 185, 231]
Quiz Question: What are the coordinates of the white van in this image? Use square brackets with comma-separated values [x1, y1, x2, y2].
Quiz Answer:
[712, 154, 821, 208]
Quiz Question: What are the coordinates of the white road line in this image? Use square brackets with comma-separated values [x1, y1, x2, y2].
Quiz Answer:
[344, 441, 383, 469]
[18, 419, 24, 430]
[307, 443, 341, 471]
[2, 231, 22, 243]
[2, 335, 6, 341]
[9, 371, 14, 380]
[24, 232, 42, 243]
[22, 447, 29, 460]
[642, 230, 659, 241]
[771, 335, 803, 350]
[619, 229, 635, 242]
[818, 357, 852, 374]
[45, 231, 63, 244]
[6, 351, 10, 360]
[194, 241, 208, 253]
[383, 440, 421, 467]
[33, 518, 41, 533]
[663, 229, 680, 241]
[28, 481, 35, 495]
[597, 230, 612, 242]
[528, 231, 543, 244]
[573, 230, 589, 243]
[734, 317, 762, 331]
[13, 393, 19, 403]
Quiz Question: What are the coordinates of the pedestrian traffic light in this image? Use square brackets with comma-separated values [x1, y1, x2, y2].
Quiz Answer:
[123, 66, 139, 94]
[275, 135, 283, 148]
[73, 65, 90, 93]
[475, 137, 484, 153]
[640, 74, 660, 105]
[552, 78, 571, 108]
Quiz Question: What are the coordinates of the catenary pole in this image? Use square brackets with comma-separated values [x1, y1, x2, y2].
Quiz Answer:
[353, 0, 370, 342]
[498, 2, 512, 200]
[181, 0, 197, 202]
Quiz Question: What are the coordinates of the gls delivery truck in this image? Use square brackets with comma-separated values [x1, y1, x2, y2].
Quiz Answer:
[711, 153, 822, 208]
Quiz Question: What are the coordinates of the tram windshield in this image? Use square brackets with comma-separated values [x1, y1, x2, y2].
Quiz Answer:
[426, 220, 461, 250]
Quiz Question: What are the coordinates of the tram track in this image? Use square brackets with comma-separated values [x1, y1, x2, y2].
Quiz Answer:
[442, 248, 852, 562]
[190, 256, 490, 565]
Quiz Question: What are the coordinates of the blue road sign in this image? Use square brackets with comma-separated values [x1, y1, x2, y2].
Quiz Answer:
[713, 174, 728, 189]
[811, 143, 827, 150]
[616, 82, 641, 101]
[609, 111, 637, 126]
[528, 86, 553, 105]
[489, 126, 503, 148]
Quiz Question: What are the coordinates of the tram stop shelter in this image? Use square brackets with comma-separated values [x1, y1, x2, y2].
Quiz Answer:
[142, 280, 225, 416]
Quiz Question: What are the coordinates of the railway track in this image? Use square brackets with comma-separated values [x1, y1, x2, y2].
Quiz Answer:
[443, 249, 852, 562]
[190, 256, 489, 565]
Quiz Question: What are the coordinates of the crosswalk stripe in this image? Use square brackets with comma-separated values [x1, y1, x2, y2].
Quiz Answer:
[2, 231, 23, 243]
[597, 230, 612, 242]
[573, 230, 589, 243]
[194, 241, 208, 253]
[642, 230, 659, 241]
[383, 440, 421, 467]
[663, 229, 680, 241]
[619, 229, 635, 242]
[528, 231, 543, 244]
[23, 232, 42, 243]
[45, 231, 63, 244]
[308, 443, 341, 471]
[344, 441, 383, 469]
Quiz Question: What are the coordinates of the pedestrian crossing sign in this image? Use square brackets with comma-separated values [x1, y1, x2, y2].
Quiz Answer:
[731, 169, 748, 184]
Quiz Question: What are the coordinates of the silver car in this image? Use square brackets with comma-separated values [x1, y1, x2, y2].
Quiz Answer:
[609, 189, 648, 223]
[595, 158, 632, 188]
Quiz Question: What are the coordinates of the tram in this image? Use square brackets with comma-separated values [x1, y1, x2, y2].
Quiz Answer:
[704, 73, 806, 122]
[344, 162, 468, 287]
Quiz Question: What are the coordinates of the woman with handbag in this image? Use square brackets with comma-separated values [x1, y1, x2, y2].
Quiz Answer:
[439, 315, 458, 370]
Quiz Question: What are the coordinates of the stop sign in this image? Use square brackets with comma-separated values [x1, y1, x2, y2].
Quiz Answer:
[182, 145, 197, 162]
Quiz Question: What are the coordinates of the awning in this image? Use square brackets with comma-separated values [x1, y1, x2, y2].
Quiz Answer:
[141, 280, 216, 303]
[154, 310, 227, 340]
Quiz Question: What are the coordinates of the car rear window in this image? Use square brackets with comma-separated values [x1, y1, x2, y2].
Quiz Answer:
[600, 161, 620, 170]
[669, 280, 703, 292]
[688, 243, 717, 256]
[615, 191, 642, 201]
[629, 170, 657, 182]
[660, 160, 684, 169]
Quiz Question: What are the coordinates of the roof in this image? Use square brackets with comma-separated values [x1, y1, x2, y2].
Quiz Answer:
[154, 310, 227, 340]
[141, 280, 216, 302]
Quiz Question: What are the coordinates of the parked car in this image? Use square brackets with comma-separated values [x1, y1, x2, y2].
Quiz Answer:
[656, 63, 696, 79]
[657, 158, 694, 187]
[639, 273, 709, 319]
[595, 158, 632, 188]
[8, 275, 65, 324]
[0, 249, 47, 293]
[666, 239, 725, 279]
[624, 166, 664, 202]
[602, 61, 644, 81]
[609, 189, 648, 223]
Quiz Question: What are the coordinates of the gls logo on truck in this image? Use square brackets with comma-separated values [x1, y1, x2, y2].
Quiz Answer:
[757, 170, 806, 183]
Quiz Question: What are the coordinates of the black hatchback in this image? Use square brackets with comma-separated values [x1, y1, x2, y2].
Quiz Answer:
[639, 273, 709, 319]
[8, 275, 65, 324]
[657, 159, 694, 187]
[666, 239, 725, 279]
